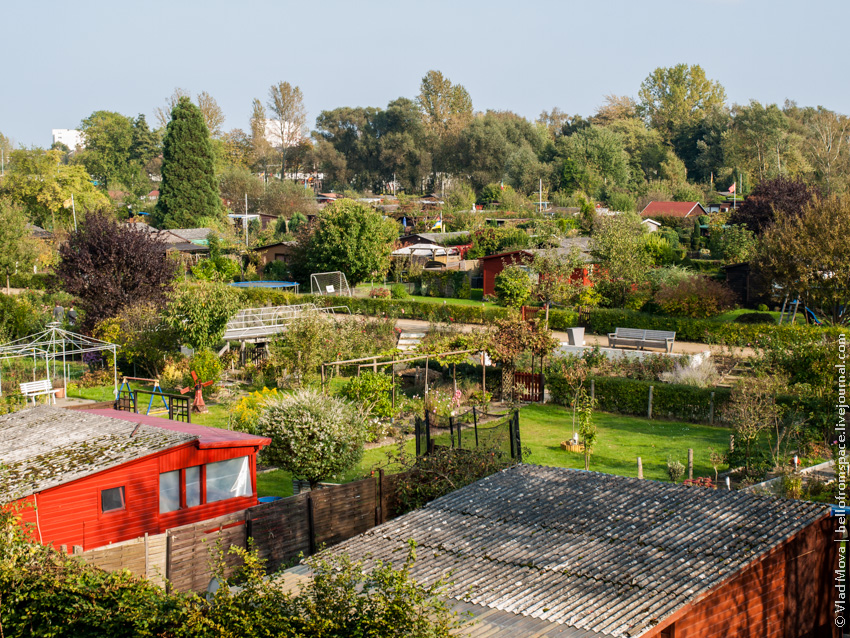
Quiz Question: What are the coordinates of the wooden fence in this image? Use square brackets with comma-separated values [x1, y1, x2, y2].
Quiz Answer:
[78, 471, 410, 593]
[78, 532, 168, 588]
[514, 371, 543, 402]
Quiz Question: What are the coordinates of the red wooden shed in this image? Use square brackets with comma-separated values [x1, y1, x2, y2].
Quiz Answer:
[1, 406, 270, 552]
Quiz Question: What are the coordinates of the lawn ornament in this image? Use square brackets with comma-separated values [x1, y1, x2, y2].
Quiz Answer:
[179, 371, 214, 413]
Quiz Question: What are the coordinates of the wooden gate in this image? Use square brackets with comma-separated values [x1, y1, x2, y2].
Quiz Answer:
[514, 371, 543, 402]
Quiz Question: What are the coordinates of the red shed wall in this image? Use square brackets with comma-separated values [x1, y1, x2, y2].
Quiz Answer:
[648, 515, 835, 638]
[481, 253, 531, 296]
[17, 443, 261, 552]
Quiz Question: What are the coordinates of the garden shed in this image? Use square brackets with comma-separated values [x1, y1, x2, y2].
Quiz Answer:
[330, 465, 834, 637]
[1, 406, 270, 552]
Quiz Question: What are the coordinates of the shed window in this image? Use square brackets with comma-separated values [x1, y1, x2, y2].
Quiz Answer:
[206, 457, 252, 503]
[159, 471, 180, 513]
[101, 486, 126, 513]
[185, 466, 201, 508]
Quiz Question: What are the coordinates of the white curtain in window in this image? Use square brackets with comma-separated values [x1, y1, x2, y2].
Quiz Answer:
[205, 457, 251, 503]
[159, 471, 180, 513]
[186, 466, 201, 508]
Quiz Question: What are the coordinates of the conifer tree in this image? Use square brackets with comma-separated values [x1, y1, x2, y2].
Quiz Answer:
[154, 97, 222, 229]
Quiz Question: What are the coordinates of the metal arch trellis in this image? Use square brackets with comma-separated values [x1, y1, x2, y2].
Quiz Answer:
[0, 322, 120, 399]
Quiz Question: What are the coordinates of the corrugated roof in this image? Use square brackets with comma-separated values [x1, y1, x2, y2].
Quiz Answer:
[0, 406, 195, 502]
[328, 465, 829, 637]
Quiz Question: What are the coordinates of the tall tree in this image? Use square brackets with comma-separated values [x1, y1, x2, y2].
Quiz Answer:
[0, 198, 38, 292]
[592, 94, 638, 125]
[56, 211, 177, 329]
[757, 195, 850, 324]
[723, 101, 792, 183]
[417, 70, 473, 180]
[590, 213, 652, 307]
[802, 106, 849, 194]
[155, 88, 225, 137]
[77, 111, 135, 189]
[266, 81, 307, 178]
[2, 149, 110, 230]
[637, 64, 727, 143]
[154, 97, 223, 229]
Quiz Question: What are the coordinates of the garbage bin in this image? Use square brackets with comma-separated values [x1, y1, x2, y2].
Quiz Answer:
[566, 327, 585, 346]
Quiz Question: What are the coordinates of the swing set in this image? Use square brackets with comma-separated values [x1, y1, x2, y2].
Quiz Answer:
[117, 377, 170, 415]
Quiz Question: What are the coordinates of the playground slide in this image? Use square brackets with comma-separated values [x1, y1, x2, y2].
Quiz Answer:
[804, 307, 822, 325]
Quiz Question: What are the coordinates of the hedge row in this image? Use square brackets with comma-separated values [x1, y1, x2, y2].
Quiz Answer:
[236, 289, 518, 324]
[234, 290, 845, 345]
[585, 308, 848, 347]
[547, 373, 829, 428]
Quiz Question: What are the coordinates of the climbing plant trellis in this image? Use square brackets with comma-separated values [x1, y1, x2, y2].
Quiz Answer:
[0, 323, 120, 399]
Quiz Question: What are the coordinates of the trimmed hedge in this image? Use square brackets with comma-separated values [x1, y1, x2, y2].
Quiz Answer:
[235, 289, 517, 324]
[585, 308, 848, 347]
[547, 373, 829, 428]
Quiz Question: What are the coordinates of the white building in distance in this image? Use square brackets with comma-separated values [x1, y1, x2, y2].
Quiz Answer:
[52, 129, 85, 150]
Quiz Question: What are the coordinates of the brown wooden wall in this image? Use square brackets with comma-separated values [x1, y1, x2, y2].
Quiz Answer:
[651, 515, 836, 638]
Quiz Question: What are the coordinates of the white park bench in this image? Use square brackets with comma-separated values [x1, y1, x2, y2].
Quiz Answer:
[608, 328, 676, 353]
[20, 379, 59, 405]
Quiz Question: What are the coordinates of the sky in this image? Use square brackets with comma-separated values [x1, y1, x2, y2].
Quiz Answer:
[3, 0, 848, 147]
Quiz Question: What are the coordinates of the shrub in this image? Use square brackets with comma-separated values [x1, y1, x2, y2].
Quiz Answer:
[390, 284, 410, 299]
[655, 275, 736, 318]
[187, 348, 223, 392]
[257, 389, 366, 488]
[757, 303, 770, 312]
[341, 371, 394, 420]
[264, 260, 289, 280]
[230, 387, 281, 433]
[735, 312, 776, 325]
[666, 457, 685, 483]
[163, 281, 241, 350]
[660, 358, 719, 388]
[369, 287, 391, 299]
[420, 271, 470, 299]
[494, 265, 532, 308]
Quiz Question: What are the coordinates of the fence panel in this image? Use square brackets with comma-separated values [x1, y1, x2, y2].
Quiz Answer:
[78, 533, 167, 588]
[311, 477, 378, 548]
[167, 510, 248, 593]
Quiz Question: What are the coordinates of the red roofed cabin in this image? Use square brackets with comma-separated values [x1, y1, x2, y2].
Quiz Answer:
[641, 201, 708, 219]
[479, 237, 593, 297]
[2, 406, 270, 552]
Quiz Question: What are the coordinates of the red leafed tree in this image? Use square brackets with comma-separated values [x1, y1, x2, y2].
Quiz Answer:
[56, 211, 177, 330]
[730, 177, 814, 234]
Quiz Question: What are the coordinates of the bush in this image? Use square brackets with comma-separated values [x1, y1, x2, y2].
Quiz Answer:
[264, 260, 289, 280]
[655, 275, 736, 318]
[735, 312, 776, 325]
[757, 304, 770, 312]
[369, 287, 391, 299]
[230, 387, 281, 434]
[494, 265, 532, 308]
[420, 270, 470, 299]
[257, 389, 366, 488]
[341, 371, 394, 421]
[584, 307, 849, 347]
[666, 457, 685, 483]
[390, 284, 410, 299]
[187, 348, 223, 392]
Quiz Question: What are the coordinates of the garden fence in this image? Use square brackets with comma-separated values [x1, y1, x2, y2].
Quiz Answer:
[415, 408, 522, 461]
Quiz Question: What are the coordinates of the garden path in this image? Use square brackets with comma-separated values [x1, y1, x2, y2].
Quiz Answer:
[393, 318, 757, 358]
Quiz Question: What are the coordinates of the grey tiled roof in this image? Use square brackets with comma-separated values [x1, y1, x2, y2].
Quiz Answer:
[330, 464, 829, 637]
[169, 228, 214, 242]
[0, 406, 195, 502]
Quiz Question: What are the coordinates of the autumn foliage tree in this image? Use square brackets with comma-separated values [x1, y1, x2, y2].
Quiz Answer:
[56, 211, 177, 330]
[730, 177, 814, 234]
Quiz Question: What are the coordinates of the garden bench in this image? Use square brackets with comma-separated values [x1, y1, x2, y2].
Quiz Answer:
[20, 379, 59, 406]
[607, 328, 675, 353]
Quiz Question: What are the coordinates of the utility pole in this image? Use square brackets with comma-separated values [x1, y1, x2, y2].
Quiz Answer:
[244, 193, 248, 246]
[71, 194, 77, 232]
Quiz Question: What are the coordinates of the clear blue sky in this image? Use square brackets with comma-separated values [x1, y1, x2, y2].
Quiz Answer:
[3, 0, 847, 147]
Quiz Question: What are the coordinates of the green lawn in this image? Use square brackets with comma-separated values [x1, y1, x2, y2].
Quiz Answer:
[517, 404, 730, 482]
[70, 382, 733, 494]
[713, 308, 802, 324]
[406, 295, 498, 308]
